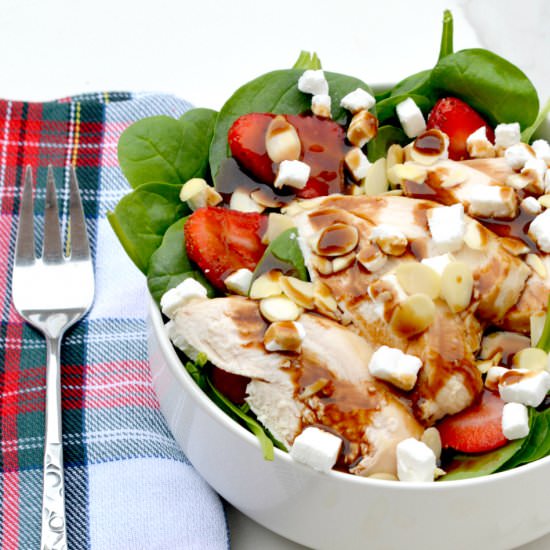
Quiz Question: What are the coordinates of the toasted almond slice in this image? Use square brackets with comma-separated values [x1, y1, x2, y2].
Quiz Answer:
[438, 166, 468, 189]
[280, 276, 315, 309]
[347, 110, 378, 148]
[463, 221, 485, 250]
[476, 359, 494, 374]
[386, 144, 404, 185]
[230, 187, 265, 213]
[371, 226, 408, 256]
[310, 254, 333, 275]
[357, 243, 387, 272]
[363, 158, 389, 196]
[264, 320, 305, 353]
[265, 115, 301, 163]
[421, 428, 442, 461]
[440, 261, 473, 313]
[332, 251, 356, 273]
[250, 188, 285, 209]
[388, 163, 428, 184]
[312, 223, 359, 257]
[485, 366, 508, 392]
[500, 238, 530, 256]
[261, 213, 295, 244]
[390, 294, 435, 337]
[480, 332, 530, 360]
[395, 263, 441, 299]
[259, 295, 303, 323]
[299, 377, 330, 399]
[538, 194, 550, 209]
[180, 178, 222, 210]
[313, 281, 339, 320]
[526, 253, 547, 278]
[249, 271, 282, 299]
[530, 312, 546, 347]
[512, 347, 548, 372]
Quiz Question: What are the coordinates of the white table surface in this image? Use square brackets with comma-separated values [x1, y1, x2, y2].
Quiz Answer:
[3, 0, 549, 548]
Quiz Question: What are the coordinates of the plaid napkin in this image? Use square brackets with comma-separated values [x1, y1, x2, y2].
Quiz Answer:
[0, 93, 230, 549]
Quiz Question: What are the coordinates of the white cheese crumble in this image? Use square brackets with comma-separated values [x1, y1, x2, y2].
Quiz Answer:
[395, 98, 426, 138]
[290, 426, 342, 472]
[427, 203, 465, 253]
[160, 278, 208, 319]
[298, 70, 329, 96]
[368, 345, 422, 391]
[529, 209, 550, 253]
[495, 122, 521, 148]
[502, 402, 530, 440]
[340, 88, 376, 114]
[499, 369, 550, 407]
[396, 438, 437, 482]
[224, 268, 254, 296]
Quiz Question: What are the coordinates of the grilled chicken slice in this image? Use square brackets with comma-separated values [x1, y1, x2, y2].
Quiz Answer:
[402, 159, 518, 219]
[287, 194, 531, 422]
[168, 296, 423, 476]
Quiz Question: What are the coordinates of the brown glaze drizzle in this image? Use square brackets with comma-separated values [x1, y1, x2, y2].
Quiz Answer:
[413, 129, 447, 156]
[500, 369, 538, 386]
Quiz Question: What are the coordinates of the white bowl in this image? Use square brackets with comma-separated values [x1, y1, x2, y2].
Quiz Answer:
[147, 298, 550, 550]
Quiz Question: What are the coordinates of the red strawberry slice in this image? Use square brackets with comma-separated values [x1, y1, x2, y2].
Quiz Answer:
[184, 206, 267, 290]
[427, 97, 494, 161]
[437, 390, 508, 453]
[228, 112, 350, 198]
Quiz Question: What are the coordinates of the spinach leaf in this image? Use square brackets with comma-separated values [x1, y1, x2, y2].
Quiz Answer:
[430, 49, 539, 128]
[375, 94, 433, 125]
[107, 183, 189, 273]
[184, 352, 209, 391]
[292, 50, 322, 70]
[536, 297, 550, 352]
[522, 97, 550, 143]
[440, 438, 525, 481]
[438, 9, 454, 61]
[367, 125, 408, 162]
[253, 228, 307, 281]
[209, 69, 373, 181]
[205, 377, 277, 461]
[390, 70, 434, 99]
[118, 109, 217, 188]
[147, 217, 215, 304]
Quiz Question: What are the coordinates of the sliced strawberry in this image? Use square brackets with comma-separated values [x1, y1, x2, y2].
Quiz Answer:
[437, 390, 508, 453]
[184, 206, 267, 290]
[210, 366, 250, 405]
[427, 97, 494, 161]
[227, 112, 349, 198]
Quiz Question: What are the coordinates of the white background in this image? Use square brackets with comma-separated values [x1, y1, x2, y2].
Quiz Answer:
[3, 0, 548, 548]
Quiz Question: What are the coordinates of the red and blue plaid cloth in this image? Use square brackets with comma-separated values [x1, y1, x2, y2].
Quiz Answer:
[0, 93, 229, 549]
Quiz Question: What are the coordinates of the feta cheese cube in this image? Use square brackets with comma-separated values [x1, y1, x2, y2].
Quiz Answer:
[396, 438, 436, 482]
[340, 88, 376, 114]
[529, 209, 550, 252]
[298, 69, 328, 96]
[345, 147, 371, 181]
[311, 94, 331, 118]
[499, 369, 550, 407]
[421, 253, 454, 276]
[521, 196, 542, 215]
[160, 278, 208, 319]
[466, 126, 496, 158]
[427, 203, 465, 253]
[224, 268, 253, 296]
[495, 123, 521, 148]
[502, 402, 530, 440]
[468, 185, 515, 218]
[274, 160, 311, 190]
[290, 426, 342, 472]
[504, 143, 534, 170]
[396, 98, 426, 138]
[368, 345, 422, 391]
[532, 139, 550, 164]
[523, 157, 547, 182]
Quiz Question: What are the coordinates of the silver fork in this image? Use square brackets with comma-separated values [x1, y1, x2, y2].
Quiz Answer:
[12, 166, 94, 550]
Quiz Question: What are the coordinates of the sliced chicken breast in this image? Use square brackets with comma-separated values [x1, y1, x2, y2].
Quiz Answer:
[168, 296, 423, 476]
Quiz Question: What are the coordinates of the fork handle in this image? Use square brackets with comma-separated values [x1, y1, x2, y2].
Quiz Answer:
[41, 335, 68, 550]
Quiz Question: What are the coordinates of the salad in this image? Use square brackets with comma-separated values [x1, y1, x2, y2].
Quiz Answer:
[109, 11, 550, 482]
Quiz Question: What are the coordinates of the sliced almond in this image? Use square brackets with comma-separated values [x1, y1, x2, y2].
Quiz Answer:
[512, 347, 548, 372]
[264, 321, 304, 353]
[395, 262, 441, 299]
[280, 276, 315, 309]
[388, 163, 427, 185]
[299, 378, 330, 399]
[347, 110, 378, 148]
[357, 243, 387, 272]
[438, 166, 468, 189]
[230, 187, 265, 213]
[259, 295, 303, 323]
[485, 366, 508, 392]
[265, 115, 301, 163]
[421, 427, 442, 461]
[402, 143, 414, 162]
[500, 238, 530, 256]
[371, 227, 408, 256]
[312, 223, 359, 257]
[530, 312, 546, 347]
[250, 188, 285, 209]
[463, 221, 485, 250]
[310, 254, 334, 275]
[179, 178, 222, 210]
[313, 281, 339, 320]
[249, 271, 282, 299]
[467, 138, 496, 159]
[363, 158, 389, 196]
[440, 261, 473, 313]
[480, 331, 530, 361]
[526, 253, 547, 278]
[262, 213, 295, 245]
[538, 194, 550, 209]
[476, 359, 494, 374]
[390, 293, 435, 337]
[332, 251, 356, 273]
[386, 144, 404, 186]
